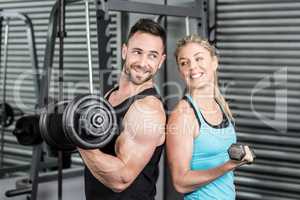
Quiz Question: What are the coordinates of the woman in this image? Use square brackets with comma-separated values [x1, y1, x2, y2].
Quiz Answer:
[166, 34, 254, 199]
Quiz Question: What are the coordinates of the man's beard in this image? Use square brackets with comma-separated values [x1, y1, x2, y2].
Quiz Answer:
[125, 66, 154, 85]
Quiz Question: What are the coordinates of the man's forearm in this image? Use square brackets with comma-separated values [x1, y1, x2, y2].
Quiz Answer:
[79, 149, 131, 192]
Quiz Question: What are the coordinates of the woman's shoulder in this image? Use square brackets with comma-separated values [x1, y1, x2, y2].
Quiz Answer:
[168, 99, 195, 123]
[167, 99, 199, 137]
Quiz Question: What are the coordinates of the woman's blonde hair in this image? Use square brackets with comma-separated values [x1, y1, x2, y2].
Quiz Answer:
[175, 34, 234, 121]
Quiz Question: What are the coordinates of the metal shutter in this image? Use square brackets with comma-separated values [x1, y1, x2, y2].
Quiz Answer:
[0, 1, 120, 168]
[216, 0, 300, 199]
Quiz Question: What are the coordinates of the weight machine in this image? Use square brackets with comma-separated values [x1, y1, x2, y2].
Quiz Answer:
[0, 10, 41, 198]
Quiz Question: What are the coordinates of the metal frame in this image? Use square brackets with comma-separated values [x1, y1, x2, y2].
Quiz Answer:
[208, 0, 216, 43]
[0, 160, 58, 176]
[40, 1, 91, 200]
[5, 166, 83, 198]
[0, 11, 2, 77]
[42, 0, 209, 102]
[95, 3, 113, 94]
[106, 0, 202, 18]
[0, 18, 9, 169]
[199, 0, 209, 38]
[0, 11, 40, 98]
[40, 1, 60, 107]
[95, 0, 208, 94]
[0, 11, 40, 168]
[0, 10, 41, 200]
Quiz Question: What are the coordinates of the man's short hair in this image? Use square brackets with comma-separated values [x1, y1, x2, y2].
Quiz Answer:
[127, 18, 166, 51]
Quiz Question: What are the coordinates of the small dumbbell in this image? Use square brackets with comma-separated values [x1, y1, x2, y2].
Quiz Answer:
[228, 143, 256, 164]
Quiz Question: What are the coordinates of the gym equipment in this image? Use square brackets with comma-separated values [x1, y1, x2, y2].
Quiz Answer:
[39, 1, 117, 151]
[32, 0, 206, 199]
[185, 16, 190, 36]
[62, 94, 117, 149]
[13, 115, 43, 146]
[0, 11, 40, 130]
[0, 10, 40, 200]
[40, 101, 73, 151]
[5, 188, 32, 198]
[0, 10, 40, 165]
[39, 94, 117, 151]
[1, 19, 10, 128]
[16, 178, 32, 189]
[0, 10, 40, 95]
[12, 98, 55, 146]
[0, 19, 10, 168]
[37, 1, 117, 199]
[0, 103, 14, 127]
[0, 103, 24, 128]
[228, 143, 256, 163]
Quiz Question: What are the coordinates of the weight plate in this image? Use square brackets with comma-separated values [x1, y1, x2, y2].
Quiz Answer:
[39, 100, 76, 151]
[0, 103, 14, 127]
[63, 94, 117, 149]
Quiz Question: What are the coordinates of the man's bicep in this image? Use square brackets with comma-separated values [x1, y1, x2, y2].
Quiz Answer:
[114, 128, 159, 183]
[115, 98, 165, 181]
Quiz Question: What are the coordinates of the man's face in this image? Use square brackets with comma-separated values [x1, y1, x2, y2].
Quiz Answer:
[122, 32, 166, 85]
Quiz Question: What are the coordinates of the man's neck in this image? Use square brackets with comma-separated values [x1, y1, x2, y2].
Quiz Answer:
[117, 73, 154, 97]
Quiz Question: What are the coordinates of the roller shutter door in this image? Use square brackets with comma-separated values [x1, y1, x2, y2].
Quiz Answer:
[216, 0, 300, 199]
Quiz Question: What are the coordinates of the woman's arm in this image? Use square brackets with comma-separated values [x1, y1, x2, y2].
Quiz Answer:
[166, 100, 243, 194]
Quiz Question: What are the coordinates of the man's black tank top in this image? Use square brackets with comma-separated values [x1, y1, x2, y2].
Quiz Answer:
[84, 87, 164, 200]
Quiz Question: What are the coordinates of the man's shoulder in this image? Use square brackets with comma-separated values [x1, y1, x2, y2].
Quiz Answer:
[132, 95, 165, 116]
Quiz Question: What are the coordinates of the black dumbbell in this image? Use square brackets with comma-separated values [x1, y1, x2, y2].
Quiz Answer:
[0, 103, 24, 127]
[39, 94, 118, 151]
[13, 115, 43, 146]
[228, 143, 256, 164]
[0, 103, 14, 127]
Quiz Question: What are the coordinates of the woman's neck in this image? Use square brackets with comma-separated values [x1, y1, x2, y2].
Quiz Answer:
[189, 86, 217, 111]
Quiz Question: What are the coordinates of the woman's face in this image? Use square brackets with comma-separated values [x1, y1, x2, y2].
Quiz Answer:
[177, 42, 217, 90]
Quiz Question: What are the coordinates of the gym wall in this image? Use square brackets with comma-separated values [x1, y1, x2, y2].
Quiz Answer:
[215, 0, 300, 199]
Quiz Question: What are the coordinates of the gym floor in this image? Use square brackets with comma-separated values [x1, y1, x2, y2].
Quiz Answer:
[0, 174, 85, 200]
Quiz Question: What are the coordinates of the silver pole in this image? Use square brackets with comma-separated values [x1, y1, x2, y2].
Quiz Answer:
[1, 19, 10, 168]
[185, 16, 190, 36]
[2, 21, 9, 102]
[85, 0, 94, 94]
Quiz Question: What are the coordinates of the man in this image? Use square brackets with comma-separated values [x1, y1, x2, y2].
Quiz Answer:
[79, 18, 166, 200]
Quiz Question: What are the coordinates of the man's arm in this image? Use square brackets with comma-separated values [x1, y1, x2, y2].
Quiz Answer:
[78, 96, 165, 192]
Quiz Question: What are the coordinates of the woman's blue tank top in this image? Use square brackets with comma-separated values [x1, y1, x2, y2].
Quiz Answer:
[184, 94, 237, 200]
